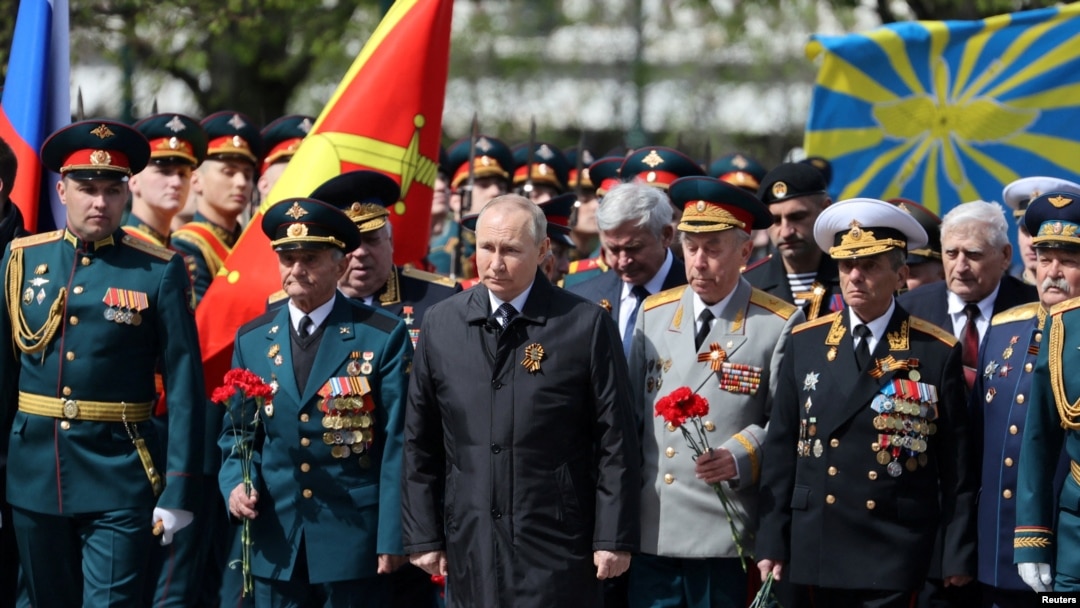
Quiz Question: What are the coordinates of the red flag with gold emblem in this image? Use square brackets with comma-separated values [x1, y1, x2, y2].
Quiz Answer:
[196, 0, 453, 391]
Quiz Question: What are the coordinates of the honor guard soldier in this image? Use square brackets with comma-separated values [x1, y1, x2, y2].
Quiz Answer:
[889, 198, 944, 292]
[511, 141, 570, 203]
[172, 111, 262, 303]
[565, 146, 600, 257]
[427, 146, 454, 274]
[628, 176, 802, 608]
[1003, 176, 1080, 285]
[757, 198, 977, 607]
[620, 146, 705, 223]
[126, 113, 208, 247]
[561, 155, 623, 289]
[223, 196, 412, 606]
[258, 114, 314, 200]
[1, 120, 205, 607]
[301, 170, 459, 348]
[707, 152, 767, 194]
[975, 191, 1080, 604]
[743, 162, 842, 321]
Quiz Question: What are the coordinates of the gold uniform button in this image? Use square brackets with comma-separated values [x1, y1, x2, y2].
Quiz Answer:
[300, 463, 311, 473]
[664, 447, 676, 458]
[1003, 489, 1013, 499]
[81, 257, 91, 266]
[1004, 457, 1014, 467]
[73, 286, 84, 295]
[663, 474, 675, 485]
[62, 386, 72, 396]
[302, 489, 313, 499]
[1016, 394, 1025, 404]
[703, 421, 716, 432]
[300, 413, 310, 423]
[300, 437, 311, 447]
[866, 500, 876, 510]
[828, 466, 838, 476]
[830, 438, 840, 448]
[868, 471, 878, 480]
[69, 316, 78, 326]
[60, 421, 71, 430]
[826, 494, 836, 504]
[666, 422, 675, 432]
[1009, 425, 1018, 435]
[1035, 333, 1043, 343]
[1025, 362, 1033, 373]
[65, 351, 75, 361]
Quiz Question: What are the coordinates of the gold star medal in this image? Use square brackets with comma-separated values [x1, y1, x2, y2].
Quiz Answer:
[522, 343, 545, 373]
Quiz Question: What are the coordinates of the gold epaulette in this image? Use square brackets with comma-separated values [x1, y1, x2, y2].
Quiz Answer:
[1050, 295, 1080, 316]
[643, 285, 686, 311]
[401, 266, 457, 288]
[10, 230, 63, 250]
[793, 310, 840, 334]
[750, 288, 797, 320]
[991, 302, 1041, 326]
[121, 235, 174, 261]
[910, 316, 958, 347]
[267, 289, 288, 305]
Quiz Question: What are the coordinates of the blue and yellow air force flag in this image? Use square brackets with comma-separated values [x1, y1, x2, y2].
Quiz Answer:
[805, 4, 1080, 215]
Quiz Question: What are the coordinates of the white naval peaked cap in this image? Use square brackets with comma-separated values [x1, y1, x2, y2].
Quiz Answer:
[813, 197, 928, 260]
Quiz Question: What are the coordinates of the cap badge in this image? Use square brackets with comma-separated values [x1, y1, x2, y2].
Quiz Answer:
[89, 150, 112, 166]
[1049, 195, 1073, 208]
[537, 144, 554, 160]
[166, 116, 186, 132]
[696, 200, 707, 212]
[772, 181, 788, 199]
[299, 118, 313, 134]
[733, 155, 748, 169]
[285, 201, 309, 220]
[583, 150, 594, 164]
[286, 223, 309, 238]
[228, 114, 247, 129]
[476, 137, 493, 153]
[642, 150, 664, 168]
[848, 219, 863, 240]
[231, 135, 244, 149]
[898, 202, 910, 213]
[168, 137, 180, 150]
[646, 171, 657, 183]
[581, 168, 591, 181]
[349, 202, 363, 216]
[90, 124, 115, 139]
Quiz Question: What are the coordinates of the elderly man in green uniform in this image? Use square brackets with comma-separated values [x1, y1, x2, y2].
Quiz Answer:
[125, 113, 208, 248]
[0, 120, 204, 606]
[172, 111, 262, 303]
[223, 196, 412, 607]
[1013, 190, 1080, 594]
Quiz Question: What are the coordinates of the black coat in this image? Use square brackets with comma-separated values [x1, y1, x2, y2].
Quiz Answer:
[402, 271, 641, 608]
[757, 305, 977, 591]
[567, 257, 686, 327]
[896, 275, 1037, 337]
[742, 253, 844, 321]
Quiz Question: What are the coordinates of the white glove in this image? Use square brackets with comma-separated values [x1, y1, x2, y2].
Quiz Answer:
[152, 507, 194, 546]
[1018, 562, 1053, 592]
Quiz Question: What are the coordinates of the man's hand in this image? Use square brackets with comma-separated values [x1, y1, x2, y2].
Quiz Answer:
[757, 559, 784, 582]
[594, 550, 630, 579]
[943, 574, 973, 587]
[694, 448, 736, 484]
[228, 484, 259, 520]
[1018, 562, 1053, 592]
[410, 551, 447, 576]
[378, 554, 408, 574]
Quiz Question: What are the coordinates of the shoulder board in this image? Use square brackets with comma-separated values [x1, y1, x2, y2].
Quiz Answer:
[10, 230, 63, 250]
[1050, 295, 1080, 317]
[741, 253, 772, 274]
[267, 289, 288, 305]
[991, 302, 1041, 326]
[401, 266, 457, 288]
[909, 316, 958, 347]
[793, 311, 840, 334]
[121, 234, 175, 261]
[750, 288, 797, 320]
[643, 285, 686, 311]
[354, 301, 401, 334]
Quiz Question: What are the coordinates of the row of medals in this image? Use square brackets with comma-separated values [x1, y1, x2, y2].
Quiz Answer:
[105, 306, 143, 326]
[870, 393, 936, 477]
[322, 396, 374, 459]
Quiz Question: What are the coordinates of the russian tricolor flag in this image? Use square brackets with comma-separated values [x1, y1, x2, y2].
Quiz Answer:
[0, 0, 70, 232]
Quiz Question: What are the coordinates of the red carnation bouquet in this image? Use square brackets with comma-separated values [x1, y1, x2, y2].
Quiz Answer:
[655, 385, 775, 607]
[213, 368, 274, 597]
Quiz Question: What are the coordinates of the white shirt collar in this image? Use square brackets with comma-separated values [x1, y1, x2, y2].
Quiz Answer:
[488, 282, 534, 317]
[288, 292, 337, 334]
[947, 283, 999, 320]
[691, 282, 740, 328]
[847, 298, 896, 353]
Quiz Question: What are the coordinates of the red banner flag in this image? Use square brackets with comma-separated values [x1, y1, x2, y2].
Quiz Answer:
[196, 0, 453, 391]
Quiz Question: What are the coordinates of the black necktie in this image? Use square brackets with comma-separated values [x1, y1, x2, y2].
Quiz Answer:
[854, 324, 872, 371]
[299, 315, 314, 337]
[622, 285, 650, 356]
[496, 302, 518, 328]
[694, 309, 715, 351]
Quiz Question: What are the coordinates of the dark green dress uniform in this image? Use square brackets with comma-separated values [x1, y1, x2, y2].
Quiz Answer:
[560, 156, 623, 288]
[1, 121, 205, 607]
[220, 197, 412, 606]
[171, 111, 262, 303]
[260, 114, 313, 175]
[757, 199, 977, 605]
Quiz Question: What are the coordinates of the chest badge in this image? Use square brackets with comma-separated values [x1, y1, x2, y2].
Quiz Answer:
[803, 371, 820, 392]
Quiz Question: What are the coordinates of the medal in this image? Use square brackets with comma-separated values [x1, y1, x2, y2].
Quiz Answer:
[263, 402, 274, 417]
[906, 457, 918, 472]
[274, 354, 284, 366]
[887, 460, 902, 477]
[803, 371, 820, 392]
[918, 453, 928, 466]
[347, 360, 362, 376]
[908, 369, 920, 382]
[877, 450, 892, 465]
[360, 362, 373, 375]
[827, 346, 837, 362]
[104, 307, 116, 321]
[812, 439, 823, 458]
